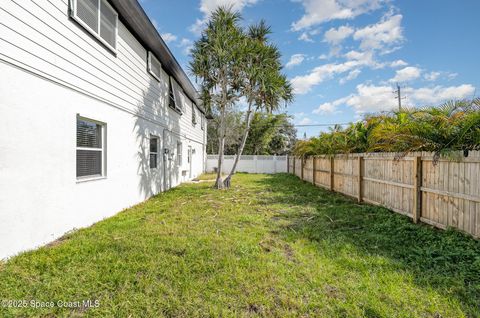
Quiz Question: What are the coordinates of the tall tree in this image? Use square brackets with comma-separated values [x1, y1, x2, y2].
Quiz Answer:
[223, 22, 293, 187]
[190, 7, 244, 189]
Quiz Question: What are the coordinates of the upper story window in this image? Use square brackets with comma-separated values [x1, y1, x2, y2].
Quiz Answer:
[70, 0, 118, 53]
[169, 77, 183, 115]
[192, 104, 197, 126]
[201, 114, 205, 131]
[76, 117, 106, 179]
[148, 52, 162, 82]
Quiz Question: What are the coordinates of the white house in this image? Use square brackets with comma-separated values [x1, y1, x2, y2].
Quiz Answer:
[0, 0, 208, 259]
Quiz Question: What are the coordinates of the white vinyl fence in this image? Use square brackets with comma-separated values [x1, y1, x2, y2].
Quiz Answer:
[206, 155, 288, 174]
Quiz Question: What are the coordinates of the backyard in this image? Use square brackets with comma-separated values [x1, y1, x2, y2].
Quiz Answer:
[1, 173, 479, 317]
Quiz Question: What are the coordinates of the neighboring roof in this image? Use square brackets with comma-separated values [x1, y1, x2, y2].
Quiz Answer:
[109, 0, 205, 114]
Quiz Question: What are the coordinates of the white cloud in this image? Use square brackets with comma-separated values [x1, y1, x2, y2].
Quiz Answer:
[340, 69, 361, 84]
[292, 0, 384, 31]
[389, 66, 422, 83]
[286, 54, 307, 68]
[320, 83, 476, 115]
[323, 25, 354, 45]
[298, 32, 314, 42]
[424, 71, 440, 82]
[353, 13, 404, 53]
[178, 38, 194, 55]
[298, 117, 313, 125]
[313, 96, 348, 114]
[199, 0, 258, 15]
[291, 53, 379, 94]
[298, 28, 321, 42]
[190, 0, 259, 35]
[161, 33, 178, 43]
[390, 59, 408, 68]
[406, 84, 475, 105]
[291, 60, 360, 94]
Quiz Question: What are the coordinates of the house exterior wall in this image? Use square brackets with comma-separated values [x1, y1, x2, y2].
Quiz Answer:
[0, 0, 207, 259]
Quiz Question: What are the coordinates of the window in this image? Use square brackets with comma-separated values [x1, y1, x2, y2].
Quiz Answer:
[168, 77, 176, 110]
[150, 136, 159, 169]
[148, 52, 162, 81]
[177, 142, 183, 166]
[169, 77, 183, 114]
[192, 104, 197, 126]
[76, 117, 105, 179]
[201, 114, 205, 130]
[71, 0, 118, 52]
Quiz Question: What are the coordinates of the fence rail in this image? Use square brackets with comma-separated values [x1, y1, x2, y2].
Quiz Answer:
[288, 152, 480, 238]
[207, 155, 287, 174]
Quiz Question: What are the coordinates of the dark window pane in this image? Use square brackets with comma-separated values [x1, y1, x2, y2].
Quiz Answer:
[76, 0, 99, 32]
[150, 137, 158, 153]
[100, 0, 116, 48]
[77, 150, 102, 177]
[77, 119, 102, 148]
[150, 154, 157, 169]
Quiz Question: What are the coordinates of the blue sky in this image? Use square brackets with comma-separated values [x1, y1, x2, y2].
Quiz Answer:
[139, 0, 480, 138]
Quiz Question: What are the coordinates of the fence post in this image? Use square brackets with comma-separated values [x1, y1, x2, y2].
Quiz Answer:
[301, 156, 304, 180]
[413, 156, 423, 223]
[293, 157, 296, 176]
[357, 155, 363, 202]
[312, 156, 317, 186]
[287, 155, 290, 173]
[273, 155, 277, 173]
[330, 156, 335, 191]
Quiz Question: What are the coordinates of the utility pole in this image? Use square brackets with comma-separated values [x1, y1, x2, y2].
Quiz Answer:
[394, 83, 406, 111]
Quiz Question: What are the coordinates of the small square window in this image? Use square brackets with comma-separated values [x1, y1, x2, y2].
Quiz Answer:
[76, 117, 105, 178]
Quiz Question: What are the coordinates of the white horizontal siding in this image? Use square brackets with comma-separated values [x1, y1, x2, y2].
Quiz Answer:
[0, 0, 205, 144]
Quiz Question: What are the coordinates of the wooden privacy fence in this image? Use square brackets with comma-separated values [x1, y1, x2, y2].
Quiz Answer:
[287, 151, 480, 238]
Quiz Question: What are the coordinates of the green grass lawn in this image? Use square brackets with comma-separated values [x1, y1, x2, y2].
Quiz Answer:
[1, 174, 479, 317]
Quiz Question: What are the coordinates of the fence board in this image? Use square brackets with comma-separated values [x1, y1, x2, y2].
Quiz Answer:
[290, 151, 480, 238]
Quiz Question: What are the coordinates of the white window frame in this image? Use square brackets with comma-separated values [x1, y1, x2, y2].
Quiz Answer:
[148, 52, 162, 82]
[177, 141, 183, 166]
[200, 113, 205, 130]
[169, 77, 183, 115]
[191, 104, 197, 126]
[150, 135, 159, 169]
[70, 0, 118, 53]
[76, 116, 107, 182]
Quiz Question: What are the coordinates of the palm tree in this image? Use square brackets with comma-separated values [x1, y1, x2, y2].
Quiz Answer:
[190, 7, 244, 189]
[223, 22, 293, 188]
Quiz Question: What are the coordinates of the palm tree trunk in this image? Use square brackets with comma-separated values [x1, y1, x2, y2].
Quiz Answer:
[223, 104, 254, 188]
[214, 105, 226, 189]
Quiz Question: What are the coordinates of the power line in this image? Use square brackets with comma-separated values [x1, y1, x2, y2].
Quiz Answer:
[292, 123, 351, 127]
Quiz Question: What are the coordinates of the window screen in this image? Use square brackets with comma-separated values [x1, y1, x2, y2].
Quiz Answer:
[76, 0, 98, 32]
[148, 52, 162, 81]
[100, 0, 116, 48]
[170, 77, 184, 113]
[77, 118, 104, 178]
[150, 136, 158, 169]
[72, 0, 117, 52]
[168, 77, 176, 109]
[192, 104, 197, 126]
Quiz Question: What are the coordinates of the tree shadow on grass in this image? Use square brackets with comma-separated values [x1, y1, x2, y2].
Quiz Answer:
[255, 173, 480, 316]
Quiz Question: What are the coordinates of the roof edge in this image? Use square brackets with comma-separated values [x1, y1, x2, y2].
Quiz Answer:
[109, 0, 205, 114]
